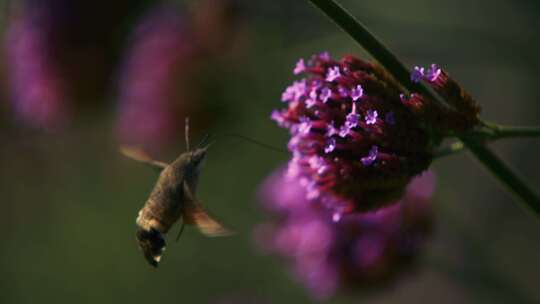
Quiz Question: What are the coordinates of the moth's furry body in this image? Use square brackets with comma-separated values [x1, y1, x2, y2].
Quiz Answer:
[122, 145, 231, 268]
[137, 150, 203, 233]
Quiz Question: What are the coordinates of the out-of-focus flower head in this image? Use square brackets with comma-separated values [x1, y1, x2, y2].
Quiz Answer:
[115, 7, 198, 151]
[254, 167, 435, 300]
[3, 0, 154, 130]
[116, 1, 243, 151]
[5, 3, 69, 130]
[272, 53, 438, 214]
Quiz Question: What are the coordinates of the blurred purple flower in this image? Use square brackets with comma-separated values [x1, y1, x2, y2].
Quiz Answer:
[254, 167, 435, 300]
[5, 6, 69, 130]
[115, 7, 197, 150]
[272, 53, 434, 214]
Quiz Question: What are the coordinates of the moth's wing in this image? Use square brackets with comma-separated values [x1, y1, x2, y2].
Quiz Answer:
[183, 181, 234, 237]
[120, 146, 168, 171]
[184, 205, 234, 237]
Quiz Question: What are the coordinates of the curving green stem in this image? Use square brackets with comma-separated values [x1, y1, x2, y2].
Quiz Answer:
[460, 138, 540, 216]
[307, 0, 540, 220]
[307, 0, 452, 111]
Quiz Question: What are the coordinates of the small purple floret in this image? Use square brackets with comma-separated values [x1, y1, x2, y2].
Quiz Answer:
[281, 86, 296, 102]
[294, 80, 307, 96]
[411, 66, 425, 83]
[426, 64, 441, 82]
[271, 110, 286, 127]
[345, 112, 360, 129]
[305, 89, 318, 108]
[326, 122, 339, 137]
[320, 87, 332, 103]
[309, 89, 318, 100]
[324, 138, 336, 153]
[326, 66, 341, 82]
[297, 116, 312, 135]
[319, 51, 331, 61]
[305, 98, 317, 108]
[339, 125, 351, 138]
[365, 110, 378, 125]
[294, 58, 306, 75]
[399, 93, 407, 102]
[361, 146, 378, 166]
[350, 84, 364, 101]
[338, 128, 347, 138]
[282, 80, 307, 102]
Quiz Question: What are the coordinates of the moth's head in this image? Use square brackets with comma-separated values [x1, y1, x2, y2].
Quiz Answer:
[136, 227, 166, 268]
[189, 147, 208, 170]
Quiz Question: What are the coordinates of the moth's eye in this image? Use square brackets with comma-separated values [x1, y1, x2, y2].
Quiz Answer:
[194, 155, 205, 165]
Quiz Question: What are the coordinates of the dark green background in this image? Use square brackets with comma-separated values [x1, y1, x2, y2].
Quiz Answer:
[1, 0, 539, 303]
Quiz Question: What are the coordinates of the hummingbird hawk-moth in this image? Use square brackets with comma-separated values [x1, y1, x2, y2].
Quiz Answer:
[121, 120, 232, 267]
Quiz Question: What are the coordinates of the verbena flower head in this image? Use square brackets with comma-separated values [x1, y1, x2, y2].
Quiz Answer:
[272, 53, 435, 213]
[255, 167, 435, 300]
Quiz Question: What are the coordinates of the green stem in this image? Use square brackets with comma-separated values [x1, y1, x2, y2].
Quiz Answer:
[307, 0, 540, 219]
[488, 125, 540, 139]
[436, 125, 540, 158]
[307, 0, 453, 112]
[460, 138, 540, 217]
[308, 0, 410, 86]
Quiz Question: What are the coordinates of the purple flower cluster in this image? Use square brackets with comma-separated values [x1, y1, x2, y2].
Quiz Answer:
[115, 2, 242, 151]
[272, 53, 434, 214]
[5, 6, 69, 130]
[3, 1, 241, 140]
[255, 167, 435, 300]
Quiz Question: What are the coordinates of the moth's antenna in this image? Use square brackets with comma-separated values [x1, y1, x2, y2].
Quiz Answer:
[221, 133, 288, 154]
[185, 117, 191, 152]
[185, 123, 286, 154]
[197, 133, 212, 149]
